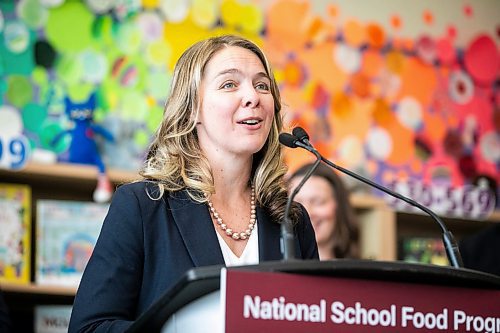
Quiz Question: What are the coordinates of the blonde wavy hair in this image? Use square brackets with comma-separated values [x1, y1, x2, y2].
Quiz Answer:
[140, 35, 299, 223]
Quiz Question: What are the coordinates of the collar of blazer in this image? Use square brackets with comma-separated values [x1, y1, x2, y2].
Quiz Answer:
[166, 189, 283, 266]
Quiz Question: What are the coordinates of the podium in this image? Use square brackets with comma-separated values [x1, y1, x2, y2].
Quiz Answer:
[126, 260, 500, 333]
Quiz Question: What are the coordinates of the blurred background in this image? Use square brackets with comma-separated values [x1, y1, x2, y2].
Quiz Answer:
[0, 1, 499, 331]
[1, 0, 498, 217]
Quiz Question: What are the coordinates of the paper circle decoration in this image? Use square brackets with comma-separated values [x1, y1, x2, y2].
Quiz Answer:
[366, 127, 392, 160]
[397, 96, 423, 130]
[4, 20, 30, 54]
[479, 132, 500, 163]
[338, 135, 364, 168]
[436, 38, 455, 65]
[0, 105, 23, 136]
[449, 70, 474, 105]
[334, 44, 361, 74]
[415, 35, 436, 64]
[159, 0, 189, 23]
[464, 34, 499, 86]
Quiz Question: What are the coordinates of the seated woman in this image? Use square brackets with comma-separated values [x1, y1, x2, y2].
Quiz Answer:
[289, 163, 360, 260]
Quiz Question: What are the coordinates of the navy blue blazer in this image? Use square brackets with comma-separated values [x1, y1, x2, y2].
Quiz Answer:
[69, 181, 318, 332]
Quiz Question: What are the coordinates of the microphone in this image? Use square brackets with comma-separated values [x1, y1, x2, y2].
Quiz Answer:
[279, 133, 322, 261]
[292, 127, 311, 147]
[290, 127, 464, 269]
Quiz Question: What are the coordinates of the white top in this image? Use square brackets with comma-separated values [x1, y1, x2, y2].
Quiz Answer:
[215, 222, 259, 266]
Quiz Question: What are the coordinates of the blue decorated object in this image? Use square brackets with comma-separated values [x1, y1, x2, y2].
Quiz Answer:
[52, 93, 114, 173]
[52, 93, 114, 202]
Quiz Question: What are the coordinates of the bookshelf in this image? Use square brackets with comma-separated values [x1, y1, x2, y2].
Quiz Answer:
[0, 162, 139, 332]
[350, 193, 397, 261]
[1, 282, 76, 296]
[0, 162, 498, 332]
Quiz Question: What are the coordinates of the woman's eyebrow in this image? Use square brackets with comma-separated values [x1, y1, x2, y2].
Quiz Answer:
[214, 69, 270, 80]
[214, 68, 239, 78]
[255, 72, 271, 80]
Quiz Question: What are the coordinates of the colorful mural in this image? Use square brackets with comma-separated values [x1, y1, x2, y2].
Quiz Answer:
[0, 0, 265, 172]
[264, 1, 499, 218]
[0, 0, 498, 216]
[266, 0, 500, 185]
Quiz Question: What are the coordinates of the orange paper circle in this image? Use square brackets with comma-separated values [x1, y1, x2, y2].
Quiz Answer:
[343, 19, 366, 47]
[366, 22, 385, 48]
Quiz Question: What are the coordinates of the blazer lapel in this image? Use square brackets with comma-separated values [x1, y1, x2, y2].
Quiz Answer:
[257, 206, 283, 262]
[167, 190, 225, 267]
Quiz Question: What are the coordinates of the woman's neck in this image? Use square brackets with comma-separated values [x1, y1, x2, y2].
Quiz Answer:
[209, 155, 253, 201]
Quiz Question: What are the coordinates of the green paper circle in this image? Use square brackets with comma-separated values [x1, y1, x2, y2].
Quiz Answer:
[18, 0, 48, 29]
[22, 103, 48, 132]
[39, 121, 69, 152]
[0, 80, 7, 94]
[32, 66, 49, 86]
[6, 75, 33, 108]
[45, 1, 94, 52]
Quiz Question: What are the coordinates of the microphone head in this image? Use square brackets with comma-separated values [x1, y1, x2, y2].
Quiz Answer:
[292, 127, 310, 142]
[279, 133, 298, 148]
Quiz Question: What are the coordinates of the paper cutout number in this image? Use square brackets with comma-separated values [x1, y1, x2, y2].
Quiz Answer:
[386, 180, 495, 219]
[0, 135, 29, 170]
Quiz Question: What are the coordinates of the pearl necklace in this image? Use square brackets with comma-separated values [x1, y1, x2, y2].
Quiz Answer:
[207, 185, 256, 241]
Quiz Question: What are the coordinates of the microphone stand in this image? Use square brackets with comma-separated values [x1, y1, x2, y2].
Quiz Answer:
[288, 128, 464, 268]
[279, 134, 321, 261]
[319, 157, 463, 268]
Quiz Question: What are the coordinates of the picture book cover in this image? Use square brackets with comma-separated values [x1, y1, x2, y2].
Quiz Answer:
[36, 200, 109, 286]
[0, 183, 31, 284]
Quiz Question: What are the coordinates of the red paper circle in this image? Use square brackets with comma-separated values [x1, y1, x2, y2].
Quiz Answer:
[464, 34, 499, 85]
[436, 38, 455, 65]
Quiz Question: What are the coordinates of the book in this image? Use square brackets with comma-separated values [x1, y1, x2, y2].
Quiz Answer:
[0, 183, 31, 284]
[34, 305, 72, 333]
[36, 200, 109, 286]
[398, 237, 448, 266]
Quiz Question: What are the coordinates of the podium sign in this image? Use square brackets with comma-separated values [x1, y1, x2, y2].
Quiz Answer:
[221, 269, 500, 333]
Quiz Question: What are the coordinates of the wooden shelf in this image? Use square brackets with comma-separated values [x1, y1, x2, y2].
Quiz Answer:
[487, 210, 500, 222]
[0, 282, 76, 296]
[350, 192, 388, 209]
[0, 161, 140, 184]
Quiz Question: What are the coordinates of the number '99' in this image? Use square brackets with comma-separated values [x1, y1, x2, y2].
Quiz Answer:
[0, 136, 29, 170]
